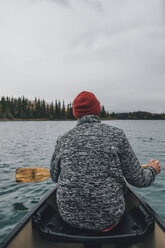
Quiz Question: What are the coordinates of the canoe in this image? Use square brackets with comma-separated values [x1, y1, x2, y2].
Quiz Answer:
[0, 184, 165, 248]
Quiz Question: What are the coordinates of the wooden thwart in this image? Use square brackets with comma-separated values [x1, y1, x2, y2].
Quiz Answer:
[16, 167, 50, 183]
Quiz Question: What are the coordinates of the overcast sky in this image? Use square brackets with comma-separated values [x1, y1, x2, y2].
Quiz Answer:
[0, 0, 165, 113]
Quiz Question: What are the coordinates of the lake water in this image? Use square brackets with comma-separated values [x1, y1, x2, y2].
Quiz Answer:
[0, 120, 165, 241]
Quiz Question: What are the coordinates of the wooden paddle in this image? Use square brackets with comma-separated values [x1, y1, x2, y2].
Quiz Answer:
[16, 167, 50, 183]
[15, 165, 149, 183]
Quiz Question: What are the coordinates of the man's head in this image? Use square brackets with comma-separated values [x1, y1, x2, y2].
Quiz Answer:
[73, 91, 101, 119]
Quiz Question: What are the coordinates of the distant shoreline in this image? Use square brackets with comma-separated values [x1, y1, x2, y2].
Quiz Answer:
[0, 118, 164, 121]
[0, 118, 76, 121]
[0, 118, 113, 121]
[1, 96, 164, 121]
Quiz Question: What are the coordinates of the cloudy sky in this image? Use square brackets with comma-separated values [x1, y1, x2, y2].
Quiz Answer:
[0, 0, 165, 112]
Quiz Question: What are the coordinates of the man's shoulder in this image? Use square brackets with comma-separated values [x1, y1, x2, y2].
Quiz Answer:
[101, 123, 124, 134]
[57, 126, 77, 142]
[57, 123, 124, 143]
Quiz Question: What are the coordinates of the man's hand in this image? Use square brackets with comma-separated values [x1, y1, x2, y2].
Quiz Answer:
[148, 159, 161, 174]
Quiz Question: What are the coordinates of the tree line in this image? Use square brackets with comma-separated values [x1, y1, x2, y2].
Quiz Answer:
[0, 96, 109, 120]
[0, 96, 164, 120]
[110, 111, 165, 120]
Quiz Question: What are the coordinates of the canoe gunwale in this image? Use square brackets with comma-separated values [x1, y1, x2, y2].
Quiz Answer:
[0, 184, 58, 248]
[127, 184, 165, 232]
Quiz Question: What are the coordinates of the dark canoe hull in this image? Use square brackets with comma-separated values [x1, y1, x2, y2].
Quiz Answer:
[1, 184, 165, 248]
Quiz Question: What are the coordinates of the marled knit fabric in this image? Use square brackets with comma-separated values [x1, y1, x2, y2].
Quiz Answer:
[50, 115, 156, 231]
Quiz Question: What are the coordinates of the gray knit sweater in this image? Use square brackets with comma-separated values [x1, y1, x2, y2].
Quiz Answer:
[50, 115, 156, 231]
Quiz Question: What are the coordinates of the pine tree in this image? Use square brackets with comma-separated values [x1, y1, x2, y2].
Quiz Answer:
[61, 100, 66, 119]
[1, 97, 6, 117]
[58, 100, 61, 119]
[100, 106, 107, 118]
[55, 100, 58, 119]
[49, 102, 54, 119]
[40, 100, 46, 118]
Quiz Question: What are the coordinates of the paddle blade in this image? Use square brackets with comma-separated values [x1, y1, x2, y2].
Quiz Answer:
[16, 167, 50, 183]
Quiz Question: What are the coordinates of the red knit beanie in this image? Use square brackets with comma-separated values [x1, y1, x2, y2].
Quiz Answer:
[73, 91, 101, 119]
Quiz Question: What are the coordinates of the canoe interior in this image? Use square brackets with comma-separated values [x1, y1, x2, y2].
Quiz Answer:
[1, 185, 165, 248]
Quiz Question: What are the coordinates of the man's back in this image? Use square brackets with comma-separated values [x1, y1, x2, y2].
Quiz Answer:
[50, 115, 156, 230]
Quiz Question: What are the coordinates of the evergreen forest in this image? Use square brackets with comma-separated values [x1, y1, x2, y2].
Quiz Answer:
[0, 96, 108, 120]
[0, 96, 164, 120]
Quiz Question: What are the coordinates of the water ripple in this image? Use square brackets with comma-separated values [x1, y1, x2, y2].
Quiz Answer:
[0, 120, 164, 242]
